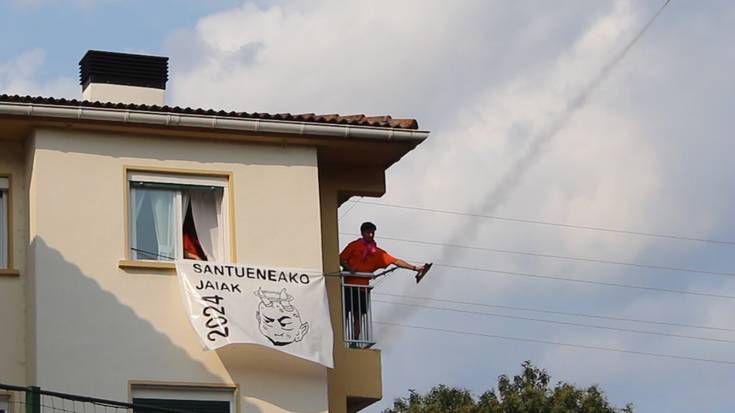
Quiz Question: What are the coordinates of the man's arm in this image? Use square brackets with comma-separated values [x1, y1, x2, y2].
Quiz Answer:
[393, 258, 424, 273]
[340, 258, 355, 273]
[339, 241, 357, 272]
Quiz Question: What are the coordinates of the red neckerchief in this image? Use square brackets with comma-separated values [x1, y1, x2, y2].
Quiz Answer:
[360, 237, 377, 260]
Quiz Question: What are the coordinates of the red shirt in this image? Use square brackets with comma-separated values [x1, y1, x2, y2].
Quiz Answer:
[339, 238, 396, 285]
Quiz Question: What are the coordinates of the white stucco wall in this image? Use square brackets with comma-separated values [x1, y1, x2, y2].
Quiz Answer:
[0, 139, 27, 384]
[27, 128, 327, 413]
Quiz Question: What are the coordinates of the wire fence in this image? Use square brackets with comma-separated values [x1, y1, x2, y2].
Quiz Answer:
[0, 384, 197, 413]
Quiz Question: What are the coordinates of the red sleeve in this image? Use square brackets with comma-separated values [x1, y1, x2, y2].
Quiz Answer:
[340, 240, 359, 261]
[377, 248, 396, 267]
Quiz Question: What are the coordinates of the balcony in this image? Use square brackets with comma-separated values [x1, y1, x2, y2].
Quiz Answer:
[341, 271, 376, 349]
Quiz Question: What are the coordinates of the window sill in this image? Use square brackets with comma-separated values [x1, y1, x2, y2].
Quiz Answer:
[0, 269, 20, 277]
[118, 260, 176, 272]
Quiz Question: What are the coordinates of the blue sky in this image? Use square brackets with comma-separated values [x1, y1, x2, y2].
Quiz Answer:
[3, 1, 735, 412]
[0, 0, 242, 81]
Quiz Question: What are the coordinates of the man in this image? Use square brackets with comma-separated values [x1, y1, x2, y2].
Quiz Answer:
[339, 222, 426, 344]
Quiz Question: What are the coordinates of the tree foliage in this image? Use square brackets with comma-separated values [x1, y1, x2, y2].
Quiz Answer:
[382, 361, 632, 413]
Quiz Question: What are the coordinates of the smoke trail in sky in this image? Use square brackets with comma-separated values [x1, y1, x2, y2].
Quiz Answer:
[377, 1, 671, 342]
[439, 0, 672, 262]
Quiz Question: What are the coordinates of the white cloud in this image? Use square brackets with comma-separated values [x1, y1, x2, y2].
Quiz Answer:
[167, 1, 609, 118]
[0, 49, 78, 98]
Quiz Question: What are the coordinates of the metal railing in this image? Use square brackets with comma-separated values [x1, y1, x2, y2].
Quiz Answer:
[0, 384, 196, 413]
[341, 271, 376, 349]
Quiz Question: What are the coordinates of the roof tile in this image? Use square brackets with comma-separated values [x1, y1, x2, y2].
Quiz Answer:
[0, 94, 419, 130]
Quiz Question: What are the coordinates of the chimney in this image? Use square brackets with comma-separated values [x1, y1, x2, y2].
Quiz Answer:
[79, 50, 168, 106]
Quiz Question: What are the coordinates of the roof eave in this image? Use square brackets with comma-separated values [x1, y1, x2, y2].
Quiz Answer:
[0, 101, 430, 142]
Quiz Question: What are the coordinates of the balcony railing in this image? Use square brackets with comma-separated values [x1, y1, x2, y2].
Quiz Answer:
[341, 271, 376, 349]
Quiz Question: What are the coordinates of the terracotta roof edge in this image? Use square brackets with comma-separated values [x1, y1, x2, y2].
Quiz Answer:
[0, 95, 429, 140]
[0, 94, 420, 130]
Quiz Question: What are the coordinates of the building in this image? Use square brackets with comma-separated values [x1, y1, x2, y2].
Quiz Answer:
[0, 51, 429, 413]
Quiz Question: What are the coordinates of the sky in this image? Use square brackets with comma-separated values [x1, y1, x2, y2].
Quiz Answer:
[2, 0, 735, 411]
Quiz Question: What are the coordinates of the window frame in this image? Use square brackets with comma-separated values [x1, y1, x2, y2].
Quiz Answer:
[0, 390, 15, 413]
[129, 382, 239, 413]
[0, 175, 11, 272]
[121, 167, 236, 270]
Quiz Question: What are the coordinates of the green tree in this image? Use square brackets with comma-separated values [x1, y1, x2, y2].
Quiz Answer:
[383, 361, 633, 413]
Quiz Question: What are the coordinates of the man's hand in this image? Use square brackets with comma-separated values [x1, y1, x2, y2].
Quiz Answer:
[415, 263, 432, 284]
[340, 260, 356, 273]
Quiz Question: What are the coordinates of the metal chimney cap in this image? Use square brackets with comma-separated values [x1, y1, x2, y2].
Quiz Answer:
[79, 50, 169, 90]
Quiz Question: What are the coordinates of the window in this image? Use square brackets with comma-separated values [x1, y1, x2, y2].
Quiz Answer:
[131, 385, 235, 413]
[0, 177, 8, 269]
[0, 393, 10, 413]
[128, 171, 230, 262]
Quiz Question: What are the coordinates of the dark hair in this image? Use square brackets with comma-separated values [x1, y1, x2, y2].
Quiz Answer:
[360, 222, 377, 233]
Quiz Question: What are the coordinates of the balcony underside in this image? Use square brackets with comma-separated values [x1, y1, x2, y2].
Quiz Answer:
[347, 396, 380, 413]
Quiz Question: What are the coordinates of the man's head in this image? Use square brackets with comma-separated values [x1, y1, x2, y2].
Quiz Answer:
[360, 221, 377, 241]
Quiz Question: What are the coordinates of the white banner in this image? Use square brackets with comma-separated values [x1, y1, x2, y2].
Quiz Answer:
[175, 260, 334, 368]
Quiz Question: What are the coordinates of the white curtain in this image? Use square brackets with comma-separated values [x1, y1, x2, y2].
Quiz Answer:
[134, 188, 176, 260]
[150, 190, 176, 260]
[182, 191, 191, 223]
[189, 188, 223, 262]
